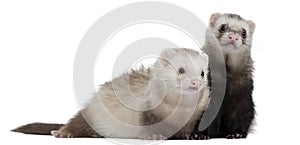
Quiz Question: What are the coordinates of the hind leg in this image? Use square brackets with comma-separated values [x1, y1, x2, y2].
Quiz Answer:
[51, 112, 100, 138]
[140, 134, 167, 140]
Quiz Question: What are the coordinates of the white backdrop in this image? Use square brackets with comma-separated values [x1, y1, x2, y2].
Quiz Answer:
[1, 0, 300, 145]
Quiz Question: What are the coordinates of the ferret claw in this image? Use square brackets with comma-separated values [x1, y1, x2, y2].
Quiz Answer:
[226, 132, 246, 139]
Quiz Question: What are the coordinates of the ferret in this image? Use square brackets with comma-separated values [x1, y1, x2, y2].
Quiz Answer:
[12, 48, 210, 139]
[191, 13, 256, 139]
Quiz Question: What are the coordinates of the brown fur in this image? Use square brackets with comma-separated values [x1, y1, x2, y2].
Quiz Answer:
[53, 112, 101, 138]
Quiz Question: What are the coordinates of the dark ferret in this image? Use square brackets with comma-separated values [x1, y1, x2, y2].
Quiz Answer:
[190, 13, 256, 139]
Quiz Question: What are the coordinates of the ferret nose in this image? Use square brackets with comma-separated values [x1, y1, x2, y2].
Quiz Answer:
[191, 79, 201, 87]
[228, 33, 239, 41]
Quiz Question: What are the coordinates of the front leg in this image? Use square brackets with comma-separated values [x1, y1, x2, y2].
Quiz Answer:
[189, 129, 209, 140]
[189, 113, 209, 140]
[223, 91, 255, 139]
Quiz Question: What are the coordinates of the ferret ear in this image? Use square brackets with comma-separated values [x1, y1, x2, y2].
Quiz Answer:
[209, 13, 221, 27]
[201, 53, 209, 66]
[248, 20, 256, 36]
[160, 58, 170, 66]
[159, 49, 176, 66]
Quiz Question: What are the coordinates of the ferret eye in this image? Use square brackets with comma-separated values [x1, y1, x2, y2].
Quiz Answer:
[219, 24, 227, 33]
[178, 68, 185, 74]
[241, 29, 247, 39]
[201, 71, 204, 77]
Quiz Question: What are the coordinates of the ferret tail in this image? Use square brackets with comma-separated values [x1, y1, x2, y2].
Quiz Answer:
[11, 122, 64, 135]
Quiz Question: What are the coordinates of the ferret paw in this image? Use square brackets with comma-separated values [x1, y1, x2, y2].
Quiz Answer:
[226, 132, 246, 139]
[188, 133, 209, 140]
[51, 130, 74, 138]
[140, 134, 167, 140]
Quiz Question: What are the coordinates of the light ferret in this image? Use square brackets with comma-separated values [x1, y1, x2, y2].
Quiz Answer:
[13, 48, 210, 139]
[191, 13, 256, 139]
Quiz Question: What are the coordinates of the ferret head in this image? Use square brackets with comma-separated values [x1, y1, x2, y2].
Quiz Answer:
[208, 13, 255, 51]
[154, 48, 209, 94]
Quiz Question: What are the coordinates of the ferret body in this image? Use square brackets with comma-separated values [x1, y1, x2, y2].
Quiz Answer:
[13, 48, 210, 139]
[192, 13, 256, 139]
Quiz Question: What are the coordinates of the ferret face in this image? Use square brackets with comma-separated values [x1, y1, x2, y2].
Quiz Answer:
[155, 49, 209, 94]
[209, 13, 255, 51]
